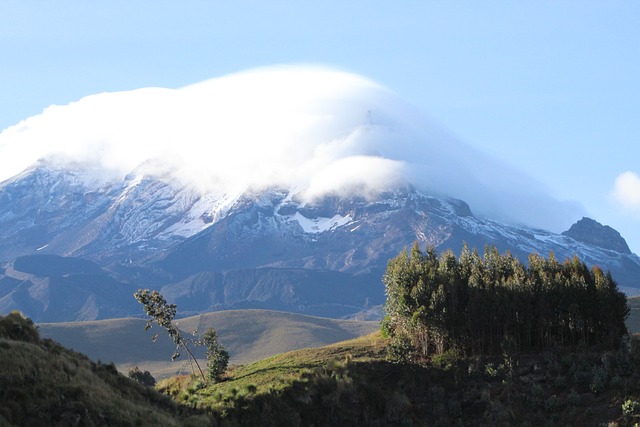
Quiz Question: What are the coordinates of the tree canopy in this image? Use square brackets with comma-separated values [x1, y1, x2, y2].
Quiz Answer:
[382, 243, 629, 360]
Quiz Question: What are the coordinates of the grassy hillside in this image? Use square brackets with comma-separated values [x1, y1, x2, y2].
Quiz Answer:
[157, 331, 640, 426]
[8, 307, 640, 426]
[38, 309, 378, 379]
[0, 312, 213, 426]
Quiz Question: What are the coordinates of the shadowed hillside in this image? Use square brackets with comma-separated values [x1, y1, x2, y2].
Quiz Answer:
[0, 311, 213, 426]
[156, 331, 640, 426]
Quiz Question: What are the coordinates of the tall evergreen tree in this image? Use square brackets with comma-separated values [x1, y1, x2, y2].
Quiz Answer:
[382, 244, 629, 360]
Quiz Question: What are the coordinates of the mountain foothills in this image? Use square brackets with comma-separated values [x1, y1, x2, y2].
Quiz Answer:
[0, 161, 639, 322]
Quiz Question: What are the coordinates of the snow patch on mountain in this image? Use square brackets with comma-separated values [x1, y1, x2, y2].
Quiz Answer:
[290, 212, 353, 234]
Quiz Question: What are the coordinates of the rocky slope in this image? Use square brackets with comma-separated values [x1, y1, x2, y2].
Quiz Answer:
[1, 164, 639, 321]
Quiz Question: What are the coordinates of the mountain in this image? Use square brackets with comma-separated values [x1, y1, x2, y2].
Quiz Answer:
[562, 217, 632, 254]
[0, 254, 140, 322]
[1, 67, 639, 322]
[1, 161, 639, 322]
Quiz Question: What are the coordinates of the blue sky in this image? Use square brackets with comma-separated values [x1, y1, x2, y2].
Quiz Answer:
[1, 1, 639, 253]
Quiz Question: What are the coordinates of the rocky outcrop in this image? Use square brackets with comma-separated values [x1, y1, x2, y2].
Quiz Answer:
[562, 217, 631, 254]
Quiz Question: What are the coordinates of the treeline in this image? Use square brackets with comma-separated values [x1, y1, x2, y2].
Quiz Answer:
[382, 244, 629, 359]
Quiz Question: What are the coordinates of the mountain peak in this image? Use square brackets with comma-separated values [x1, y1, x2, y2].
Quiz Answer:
[562, 217, 631, 254]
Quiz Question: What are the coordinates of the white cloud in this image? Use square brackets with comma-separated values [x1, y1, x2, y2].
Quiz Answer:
[612, 171, 640, 213]
[0, 64, 582, 232]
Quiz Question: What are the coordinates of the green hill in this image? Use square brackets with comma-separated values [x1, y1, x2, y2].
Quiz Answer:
[38, 309, 379, 379]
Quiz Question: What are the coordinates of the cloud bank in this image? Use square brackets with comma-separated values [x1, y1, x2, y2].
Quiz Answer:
[0, 65, 581, 231]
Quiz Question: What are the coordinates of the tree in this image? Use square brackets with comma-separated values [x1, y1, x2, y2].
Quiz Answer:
[203, 328, 229, 382]
[381, 244, 629, 360]
[134, 289, 205, 380]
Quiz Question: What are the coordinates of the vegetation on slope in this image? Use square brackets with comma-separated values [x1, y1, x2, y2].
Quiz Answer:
[0, 311, 213, 426]
[6, 307, 640, 426]
[156, 330, 640, 426]
[382, 244, 628, 360]
[154, 246, 638, 426]
[6, 244, 640, 426]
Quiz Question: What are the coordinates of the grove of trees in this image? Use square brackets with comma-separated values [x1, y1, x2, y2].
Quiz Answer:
[382, 243, 629, 360]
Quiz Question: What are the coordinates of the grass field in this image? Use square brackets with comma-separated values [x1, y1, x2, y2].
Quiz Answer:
[38, 309, 379, 379]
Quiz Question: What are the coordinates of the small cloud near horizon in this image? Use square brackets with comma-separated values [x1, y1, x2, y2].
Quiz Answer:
[612, 171, 640, 215]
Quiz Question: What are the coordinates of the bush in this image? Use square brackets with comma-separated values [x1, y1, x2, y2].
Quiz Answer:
[530, 384, 544, 399]
[127, 367, 156, 387]
[432, 349, 462, 370]
[0, 312, 39, 343]
[544, 395, 560, 413]
[566, 389, 581, 407]
[590, 365, 607, 394]
[554, 375, 566, 388]
[610, 375, 624, 389]
[622, 399, 640, 421]
[387, 335, 414, 362]
[484, 363, 499, 378]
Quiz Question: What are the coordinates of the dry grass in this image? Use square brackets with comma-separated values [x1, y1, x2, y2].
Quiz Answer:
[38, 309, 379, 379]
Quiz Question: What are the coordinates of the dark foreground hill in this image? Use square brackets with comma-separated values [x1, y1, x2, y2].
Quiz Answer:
[158, 332, 640, 426]
[0, 312, 214, 426]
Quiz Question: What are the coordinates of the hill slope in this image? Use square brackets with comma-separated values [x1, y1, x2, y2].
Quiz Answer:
[0, 312, 212, 426]
[158, 332, 640, 426]
[8, 309, 640, 426]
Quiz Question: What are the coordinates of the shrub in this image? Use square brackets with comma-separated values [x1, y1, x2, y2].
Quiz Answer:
[0, 312, 39, 343]
[544, 395, 560, 413]
[432, 348, 462, 370]
[387, 335, 414, 362]
[622, 399, 640, 421]
[127, 367, 156, 387]
[484, 363, 498, 378]
[530, 384, 544, 399]
[610, 375, 624, 389]
[243, 383, 257, 394]
[566, 389, 581, 407]
[554, 375, 566, 388]
[590, 366, 607, 394]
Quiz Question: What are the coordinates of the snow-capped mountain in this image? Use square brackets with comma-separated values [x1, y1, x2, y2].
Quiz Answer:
[1, 162, 639, 322]
[0, 66, 638, 321]
[0, 161, 240, 263]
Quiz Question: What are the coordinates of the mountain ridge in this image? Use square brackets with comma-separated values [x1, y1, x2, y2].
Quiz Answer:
[563, 216, 631, 254]
[1, 163, 639, 321]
